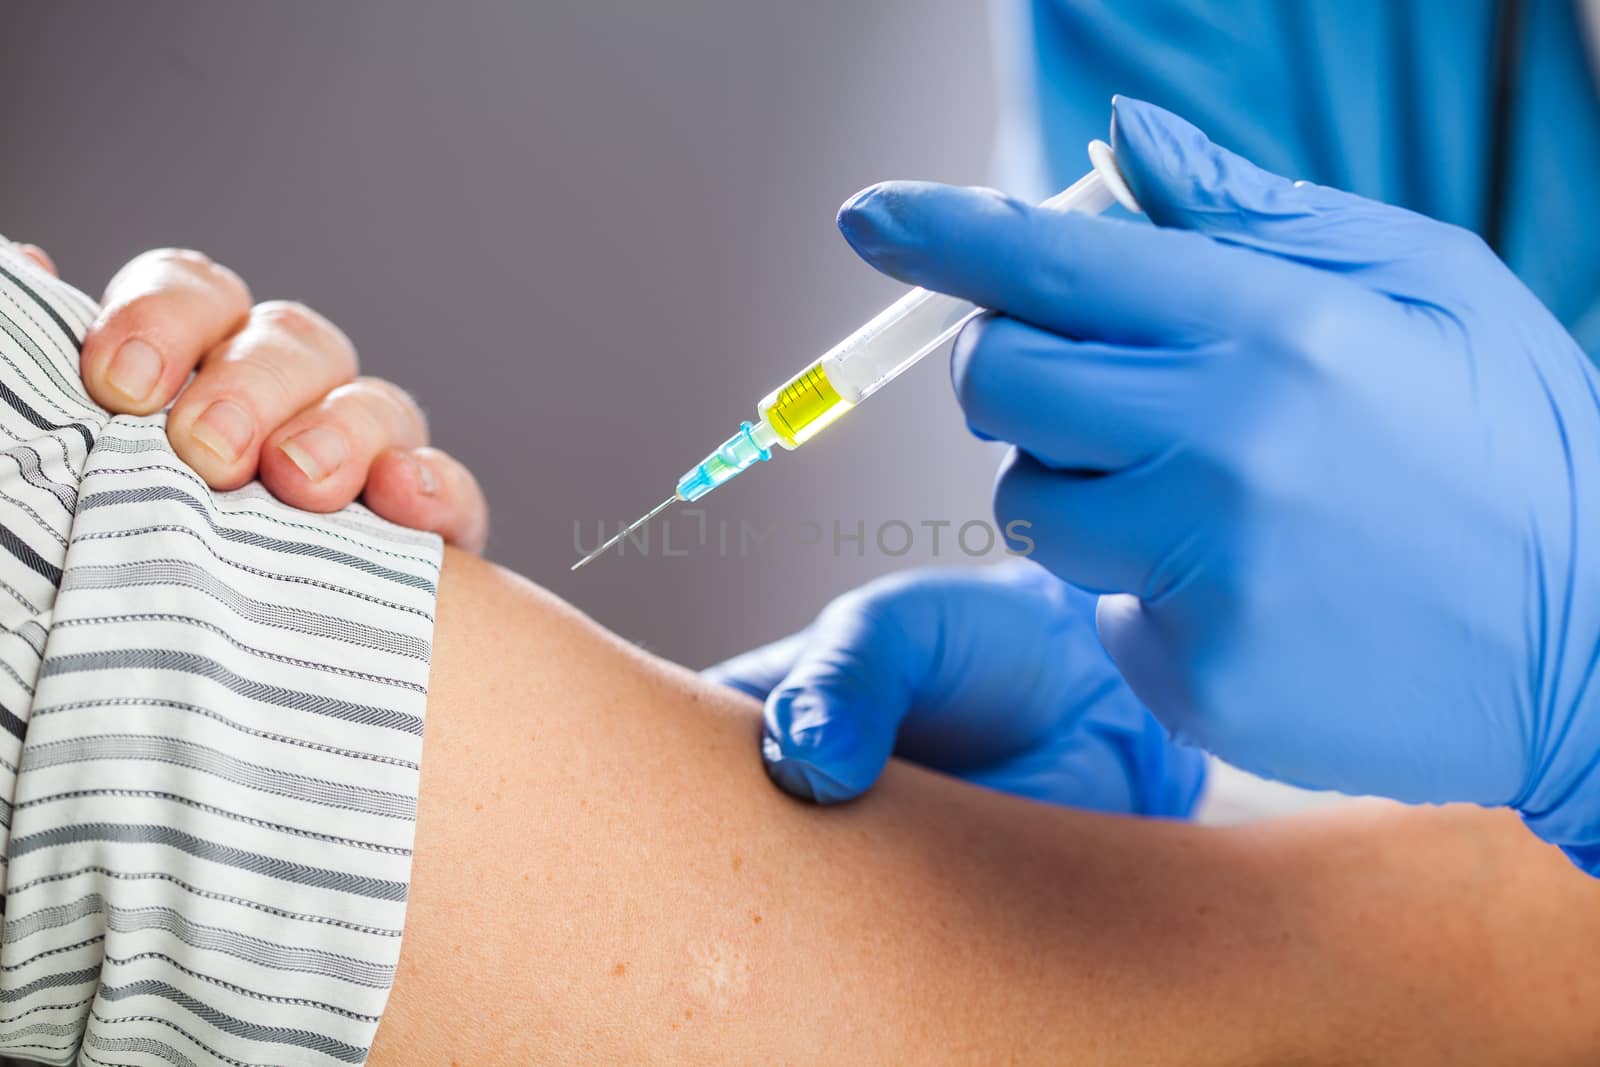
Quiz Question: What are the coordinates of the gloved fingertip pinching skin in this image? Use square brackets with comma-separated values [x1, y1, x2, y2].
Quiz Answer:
[710, 561, 1207, 819]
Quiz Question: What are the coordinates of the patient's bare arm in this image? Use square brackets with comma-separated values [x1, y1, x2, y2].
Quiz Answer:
[373, 549, 1600, 1065]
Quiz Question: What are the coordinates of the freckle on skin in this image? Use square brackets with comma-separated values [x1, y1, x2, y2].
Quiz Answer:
[731, 853, 743, 872]
[752, 914, 762, 925]
[612, 962, 626, 977]
[473, 801, 484, 812]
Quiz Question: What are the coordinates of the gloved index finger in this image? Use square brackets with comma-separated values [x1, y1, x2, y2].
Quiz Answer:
[702, 632, 808, 702]
[836, 180, 1316, 349]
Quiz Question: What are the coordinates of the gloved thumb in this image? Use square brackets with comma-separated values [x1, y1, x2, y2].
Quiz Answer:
[1109, 96, 1445, 287]
[702, 632, 807, 703]
[1110, 95, 1306, 233]
[759, 592, 917, 804]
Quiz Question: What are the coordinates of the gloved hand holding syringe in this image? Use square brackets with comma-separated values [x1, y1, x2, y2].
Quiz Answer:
[570, 140, 1141, 571]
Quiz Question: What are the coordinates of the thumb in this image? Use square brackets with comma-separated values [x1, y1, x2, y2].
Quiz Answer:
[702, 632, 808, 703]
[1110, 96, 1461, 296]
[763, 564, 1097, 804]
[760, 589, 923, 805]
[1110, 95, 1305, 235]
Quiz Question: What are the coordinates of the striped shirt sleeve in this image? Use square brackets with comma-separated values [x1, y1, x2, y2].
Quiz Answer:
[0, 235, 440, 1066]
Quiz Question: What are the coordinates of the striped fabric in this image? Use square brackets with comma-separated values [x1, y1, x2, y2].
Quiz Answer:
[0, 238, 440, 1065]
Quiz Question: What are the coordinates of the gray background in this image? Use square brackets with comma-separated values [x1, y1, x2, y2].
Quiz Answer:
[0, 1, 1004, 667]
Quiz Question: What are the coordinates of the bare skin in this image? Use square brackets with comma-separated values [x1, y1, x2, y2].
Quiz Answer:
[371, 549, 1600, 1065]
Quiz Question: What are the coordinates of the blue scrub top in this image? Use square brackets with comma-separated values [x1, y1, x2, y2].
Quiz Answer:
[998, 0, 1600, 359]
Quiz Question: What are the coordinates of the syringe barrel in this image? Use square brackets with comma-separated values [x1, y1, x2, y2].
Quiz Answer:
[820, 287, 977, 405]
[751, 143, 1141, 454]
[753, 288, 975, 448]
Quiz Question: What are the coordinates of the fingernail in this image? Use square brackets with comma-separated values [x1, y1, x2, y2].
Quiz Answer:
[190, 399, 255, 464]
[106, 339, 163, 403]
[279, 425, 348, 482]
[412, 454, 439, 495]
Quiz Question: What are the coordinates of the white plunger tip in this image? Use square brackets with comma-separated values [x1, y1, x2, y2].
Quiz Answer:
[1088, 139, 1142, 215]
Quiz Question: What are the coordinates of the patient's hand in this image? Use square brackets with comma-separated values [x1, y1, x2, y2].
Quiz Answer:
[22, 243, 487, 551]
[707, 561, 1207, 814]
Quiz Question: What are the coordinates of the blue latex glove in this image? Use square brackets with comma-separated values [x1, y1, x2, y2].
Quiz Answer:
[705, 561, 1206, 817]
[835, 98, 1600, 871]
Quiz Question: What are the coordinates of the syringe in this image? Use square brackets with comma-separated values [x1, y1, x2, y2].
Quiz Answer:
[572, 141, 1141, 571]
